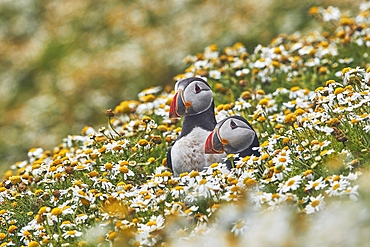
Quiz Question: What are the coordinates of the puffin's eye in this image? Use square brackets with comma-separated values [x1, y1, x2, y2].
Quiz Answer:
[195, 84, 201, 93]
[230, 120, 237, 129]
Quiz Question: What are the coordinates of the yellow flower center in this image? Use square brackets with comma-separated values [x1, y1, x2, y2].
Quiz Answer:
[341, 67, 351, 74]
[287, 180, 295, 186]
[311, 200, 320, 207]
[259, 98, 269, 106]
[199, 179, 207, 185]
[51, 208, 63, 216]
[261, 154, 269, 160]
[290, 86, 300, 92]
[147, 221, 156, 227]
[105, 163, 113, 170]
[138, 139, 149, 146]
[119, 167, 129, 173]
[278, 157, 287, 163]
[210, 163, 219, 168]
[334, 87, 345, 95]
[242, 156, 251, 162]
[256, 89, 265, 95]
[235, 221, 245, 229]
[8, 225, 18, 232]
[162, 171, 172, 177]
[326, 80, 336, 86]
[190, 171, 200, 178]
[67, 230, 76, 235]
[315, 87, 324, 93]
[28, 241, 40, 247]
[179, 172, 188, 178]
[175, 186, 184, 191]
[333, 184, 340, 190]
[257, 116, 266, 122]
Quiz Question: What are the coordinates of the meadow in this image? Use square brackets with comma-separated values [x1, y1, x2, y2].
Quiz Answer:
[1, 3, 370, 247]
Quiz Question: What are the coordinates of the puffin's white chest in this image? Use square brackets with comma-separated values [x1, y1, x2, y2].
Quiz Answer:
[171, 127, 226, 176]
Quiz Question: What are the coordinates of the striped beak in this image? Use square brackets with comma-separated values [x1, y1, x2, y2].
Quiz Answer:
[169, 89, 186, 118]
[205, 128, 224, 154]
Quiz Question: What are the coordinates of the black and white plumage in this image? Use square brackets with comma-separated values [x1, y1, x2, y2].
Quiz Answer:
[205, 115, 260, 169]
[167, 77, 225, 177]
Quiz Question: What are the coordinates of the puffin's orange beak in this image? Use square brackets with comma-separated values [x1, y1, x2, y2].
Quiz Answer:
[169, 90, 186, 118]
[205, 129, 224, 154]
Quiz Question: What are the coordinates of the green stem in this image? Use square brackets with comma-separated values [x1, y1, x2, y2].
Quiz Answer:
[262, 110, 275, 134]
[292, 154, 310, 170]
[43, 220, 57, 246]
[56, 217, 62, 240]
[108, 117, 121, 139]
[291, 125, 306, 154]
[92, 136, 102, 148]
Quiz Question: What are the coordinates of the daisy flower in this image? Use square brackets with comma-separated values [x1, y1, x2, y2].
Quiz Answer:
[305, 194, 326, 214]
[325, 179, 349, 197]
[278, 175, 302, 193]
[272, 152, 293, 167]
[62, 230, 83, 238]
[322, 6, 341, 22]
[305, 177, 327, 191]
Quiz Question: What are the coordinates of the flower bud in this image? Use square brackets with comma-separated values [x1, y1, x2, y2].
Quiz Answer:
[105, 109, 115, 118]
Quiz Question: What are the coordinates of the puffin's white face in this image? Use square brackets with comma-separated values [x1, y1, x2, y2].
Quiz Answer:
[169, 78, 213, 118]
[205, 117, 256, 154]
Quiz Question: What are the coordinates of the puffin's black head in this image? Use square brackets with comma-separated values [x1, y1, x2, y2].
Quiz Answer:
[205, 116, 258, 154]
[169, 77, 213, 118]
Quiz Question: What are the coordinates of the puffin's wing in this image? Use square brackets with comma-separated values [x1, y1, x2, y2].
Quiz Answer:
[166, 139, 177, 171]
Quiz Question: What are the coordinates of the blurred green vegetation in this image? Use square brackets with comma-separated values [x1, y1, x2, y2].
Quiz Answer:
[0, 0, 361, 176]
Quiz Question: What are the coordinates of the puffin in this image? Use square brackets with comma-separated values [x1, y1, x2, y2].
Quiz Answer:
[167, 77, 226, 177]
[204, 115, 260, 170]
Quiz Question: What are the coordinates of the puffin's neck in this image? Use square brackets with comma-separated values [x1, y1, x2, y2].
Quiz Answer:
[180, 101, 216, 138]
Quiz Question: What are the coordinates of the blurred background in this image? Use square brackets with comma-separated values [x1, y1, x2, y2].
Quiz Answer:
[0, 0, 361, 176]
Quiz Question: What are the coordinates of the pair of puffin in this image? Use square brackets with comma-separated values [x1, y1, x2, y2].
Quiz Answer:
[167, 77, 260, 177]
